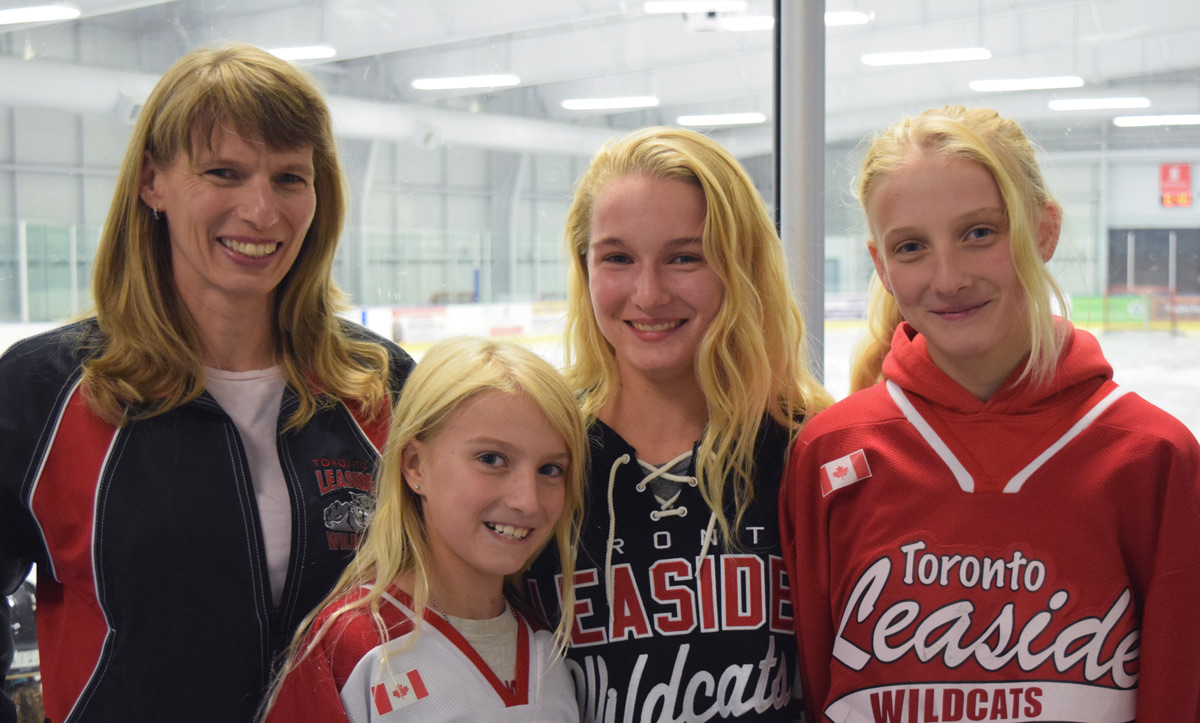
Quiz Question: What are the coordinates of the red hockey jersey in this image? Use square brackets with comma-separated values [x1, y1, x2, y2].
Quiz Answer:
[265, 586, 577, 722]
[781, 321, 1200, 723]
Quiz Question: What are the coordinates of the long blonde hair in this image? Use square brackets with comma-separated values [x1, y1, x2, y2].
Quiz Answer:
[262, 337, 586, 717]
[83, 43, 390, 428]
[564, 126, 831, 541]
[850, 105, 1068, 392]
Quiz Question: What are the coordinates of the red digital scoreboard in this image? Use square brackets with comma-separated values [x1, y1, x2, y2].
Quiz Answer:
[1160, 163, 1192, 207]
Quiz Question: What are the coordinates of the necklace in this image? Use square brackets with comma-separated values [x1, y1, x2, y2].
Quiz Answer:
[427, 591, 518, 621]
[427, 590, 449, 618]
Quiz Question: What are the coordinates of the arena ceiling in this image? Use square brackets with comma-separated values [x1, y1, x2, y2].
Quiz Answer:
[2, 0, 1200, 157]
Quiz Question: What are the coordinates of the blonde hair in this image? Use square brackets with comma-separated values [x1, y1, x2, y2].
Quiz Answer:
[262, 337, 586, 716]
[83, 42, 391, 429]
[564, 126, 831, 542]
[850, 105, 1068, 392]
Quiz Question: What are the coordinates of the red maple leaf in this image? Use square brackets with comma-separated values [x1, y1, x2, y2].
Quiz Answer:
[833, 465, 849, 479]
[393, 683, 410, 699]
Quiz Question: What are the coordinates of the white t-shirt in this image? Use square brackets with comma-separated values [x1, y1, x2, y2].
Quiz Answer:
[442, 605, 519, 684]
[204, 365, 290, 606]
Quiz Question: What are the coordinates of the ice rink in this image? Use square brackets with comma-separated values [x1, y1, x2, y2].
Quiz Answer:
[523, 322, 1200, 440]
[819, 324, 1200, 438]
[3, 320, 1198, 438]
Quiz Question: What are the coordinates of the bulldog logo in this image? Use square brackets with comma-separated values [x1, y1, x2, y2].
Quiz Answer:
[323, 491, 375, 534]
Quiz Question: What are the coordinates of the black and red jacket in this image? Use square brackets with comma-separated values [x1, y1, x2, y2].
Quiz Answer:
[0, 319, 412, 723]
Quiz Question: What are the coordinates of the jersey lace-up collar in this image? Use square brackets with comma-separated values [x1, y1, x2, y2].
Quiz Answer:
[602, 449, 718, 611]
[635, 451, 696, 520]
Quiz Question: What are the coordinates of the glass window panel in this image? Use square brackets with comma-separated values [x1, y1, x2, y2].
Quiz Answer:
[80, 27, 142, 68]
[395, 192, 443, 231]
[25, 224, 72, 322]
[24, 23, 77, 62]
[0, 0, 782, 338]
[0, 1, 1191, 429]
[365, 189, 394, 230]
[515, 197, 534, 247]
[535, 153, 576, 195]
[83, 176, 118, 228]
[15, 109, 77, 166]
[369, 143, 395, 185]
[446, 195, 488, 233]
[0, 173, 13, 221]
[536, 199, 569, 239]
[0, 111, 11, 163]
[0, 225, 15, 322]
[446, 146, 489, 189]
[396, 144, 444, 186]
[83, 116, 133, 167]
[19, 174, 80, 225]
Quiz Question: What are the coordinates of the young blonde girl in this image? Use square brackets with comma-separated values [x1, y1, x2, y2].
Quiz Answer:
[782, 105, 1200, 722]
[263, 337, 587, 722]
[526, 126, 832, 722]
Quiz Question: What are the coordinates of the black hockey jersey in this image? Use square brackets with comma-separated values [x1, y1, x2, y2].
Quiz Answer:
[526, 418, 802, 722]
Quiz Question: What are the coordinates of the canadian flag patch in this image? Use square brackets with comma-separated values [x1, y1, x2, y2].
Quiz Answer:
[371, 669, 429, 714]
[819, 449, 871, 497]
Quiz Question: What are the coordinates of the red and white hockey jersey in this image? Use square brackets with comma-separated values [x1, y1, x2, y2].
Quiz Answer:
[266, 586, 578, 722]
[781, 321, 1200, 723]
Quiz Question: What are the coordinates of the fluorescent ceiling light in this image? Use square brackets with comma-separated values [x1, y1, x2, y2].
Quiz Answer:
[267, 45, 337, 61]
[862, 47, 991, 66]
[411, 74, 520, 90]
[0, 4, 81, 25]
[825, 11, 872, 26]
[970, 76, 1084, 92]
[1049, 97, 1149, 111]
[644, 1, 746, 12]
[719, 15, 773, 31]
[562, 96, 660, 111]
[677, 112, 766, 126]
[1113, 114, 1200, 128]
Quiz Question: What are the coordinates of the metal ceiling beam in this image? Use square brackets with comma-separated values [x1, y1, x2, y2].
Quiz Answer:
[0, 55, 621, 156]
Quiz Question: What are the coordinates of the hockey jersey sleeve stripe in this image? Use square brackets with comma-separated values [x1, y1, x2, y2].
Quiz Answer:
[886, 380, 975, 492]
[1004, 387, 1129, 493]
[29, 382, 121, 723]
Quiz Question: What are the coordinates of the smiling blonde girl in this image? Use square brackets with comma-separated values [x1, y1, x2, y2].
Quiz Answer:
[782, 105, 1200, 723]
[526, 126, 832, 722]
[262, 337, 586, 722]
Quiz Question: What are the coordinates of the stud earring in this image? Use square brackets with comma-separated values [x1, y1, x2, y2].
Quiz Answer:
[413, 484, 421, 490]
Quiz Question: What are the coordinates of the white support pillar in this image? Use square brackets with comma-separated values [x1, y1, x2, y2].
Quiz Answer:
[776, 0, 826, 380]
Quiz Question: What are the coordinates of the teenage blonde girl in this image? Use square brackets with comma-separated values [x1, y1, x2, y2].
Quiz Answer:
[263, 337, 587, 722]
[526, 126, 832, 722]
[782, 105, 1200, 722]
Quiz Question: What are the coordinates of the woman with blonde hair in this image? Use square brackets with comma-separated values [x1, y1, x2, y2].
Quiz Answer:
[526, 126, 831, 722]
[782, 105, 1200, 721]
[263, 336, 586, 722]
[0, 43, 411, 722]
